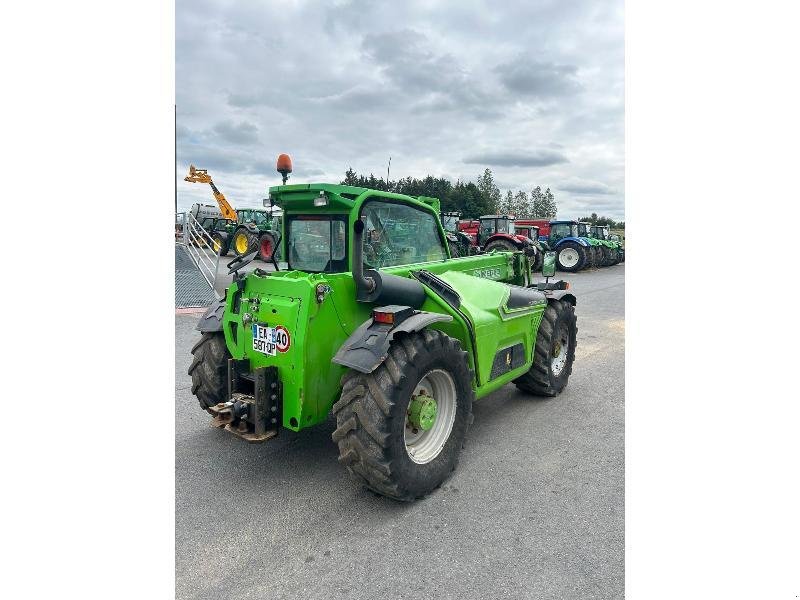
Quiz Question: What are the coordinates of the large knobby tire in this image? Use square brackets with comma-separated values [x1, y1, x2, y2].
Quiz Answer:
[600, 246, 613, 266]
[610, 247, 621, 265]
[212, 232, 229, 256]
[188, 332, 230, 411]
[556, 241, 586, 272]
[232, 228, 256, 257]
[448, 240, 462, 258]
[592, 247, 603, 269]
[332, 329, 475, 502]
[484, 238, 518, 253]
[531, 249, 544, 273]
[258, 232, 277, 262]
[618, 248, 625, 263]
[514, 300, 577, 396]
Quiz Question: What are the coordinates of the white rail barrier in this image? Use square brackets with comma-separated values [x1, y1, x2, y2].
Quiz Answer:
[182, 212, 222, 300]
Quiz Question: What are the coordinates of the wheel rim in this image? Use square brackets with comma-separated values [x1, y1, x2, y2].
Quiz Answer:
[551, 321, 570, 376]
[212, 237, 222, 252]
[235, 233, 249, 254]
[560, 248, 579, 268]
[404, 369, 457, 464]
[261, 238, 273, 258]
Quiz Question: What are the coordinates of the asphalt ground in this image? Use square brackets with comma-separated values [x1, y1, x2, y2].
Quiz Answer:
[175, 263, 625, 600]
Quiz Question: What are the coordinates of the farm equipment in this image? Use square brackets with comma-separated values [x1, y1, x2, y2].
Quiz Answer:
[184, 166, 281, 261]
[439, 211, 475, 257]
[590, 225, 623, 265]
[577, 222, 604, 268]
[458, 215, 543, 270]
[517, 219, 593, 272]
[188, 155, 578, 501]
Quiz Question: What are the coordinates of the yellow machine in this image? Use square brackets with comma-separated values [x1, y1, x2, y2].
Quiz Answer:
[184, 166, 237, 221]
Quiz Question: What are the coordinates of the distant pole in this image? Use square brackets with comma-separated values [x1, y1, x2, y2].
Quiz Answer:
[387, 156, 391, 184]
[174, 104, 177, 216]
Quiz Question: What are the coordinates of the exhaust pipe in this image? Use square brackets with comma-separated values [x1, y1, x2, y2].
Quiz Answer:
[352, 219, 376, 294]
[352, 218, 426, 308]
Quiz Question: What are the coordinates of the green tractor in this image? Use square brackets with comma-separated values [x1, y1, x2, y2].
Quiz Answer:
[188, 161, 577, 501]
[217, 208, 282, 262]
[589, 225, 622, 266]
[576, 222, 604, 269]
[439, 211, 474, 257]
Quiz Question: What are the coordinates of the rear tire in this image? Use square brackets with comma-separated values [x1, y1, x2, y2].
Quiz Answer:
[232, 228, 256, 257]
[188, 332, 230, 412]
[601, 246, 613, 266]
[556, 241, 586, 272]
[332, 330, 474, 501]
[514, 300, 577, 396]
[485, 239, 518, 253]
[258, 232, 277, 261]
[212, 232, 229, 256]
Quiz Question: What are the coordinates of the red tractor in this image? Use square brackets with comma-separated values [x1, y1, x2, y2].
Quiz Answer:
[458, 215, 543, 270]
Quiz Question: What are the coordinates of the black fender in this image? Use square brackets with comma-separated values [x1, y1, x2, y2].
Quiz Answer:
[332, 309, 453, 374]
[196, 299, 226, 332]
[547, 291, 576, 306]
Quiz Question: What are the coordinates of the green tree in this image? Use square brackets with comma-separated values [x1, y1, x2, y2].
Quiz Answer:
[476, 168, 501, 214]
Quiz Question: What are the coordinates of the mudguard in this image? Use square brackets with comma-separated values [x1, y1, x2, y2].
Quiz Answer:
[553, 236, 589, 248]
[196, 299, 226, 332]
[332, 309, 453, 374]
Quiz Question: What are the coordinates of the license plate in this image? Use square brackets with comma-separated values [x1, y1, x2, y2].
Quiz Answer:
[251, 324, 291, 356]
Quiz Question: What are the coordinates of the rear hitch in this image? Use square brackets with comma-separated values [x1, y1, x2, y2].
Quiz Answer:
[207, 363, 282, 443]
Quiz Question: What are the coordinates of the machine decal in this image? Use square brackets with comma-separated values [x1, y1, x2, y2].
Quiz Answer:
[471, 267, 502, 280]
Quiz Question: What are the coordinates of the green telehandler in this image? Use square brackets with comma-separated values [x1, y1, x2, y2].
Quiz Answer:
[188, 156, 578, 501]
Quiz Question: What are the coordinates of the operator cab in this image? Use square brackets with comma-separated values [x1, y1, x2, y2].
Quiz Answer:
[280, 187, 448, 274]
[440, 211, 462, 233]
[550, 221, 579, 242]
[478, 215, 515, 245]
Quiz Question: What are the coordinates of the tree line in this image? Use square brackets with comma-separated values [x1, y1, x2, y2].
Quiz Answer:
[578, 213, 625, 229]
[342, 167, 558, 220]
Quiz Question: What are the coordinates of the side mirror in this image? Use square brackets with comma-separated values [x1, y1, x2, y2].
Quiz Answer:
[542, 251, 557, 277]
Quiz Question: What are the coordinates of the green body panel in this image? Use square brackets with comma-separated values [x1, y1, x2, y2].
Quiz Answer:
[220, 183, 550, 432]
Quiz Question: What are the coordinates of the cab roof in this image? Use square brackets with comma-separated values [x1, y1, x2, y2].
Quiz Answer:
[267, 183, 440, 213]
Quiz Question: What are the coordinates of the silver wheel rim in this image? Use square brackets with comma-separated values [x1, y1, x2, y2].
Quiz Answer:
[404, 369, 457, 464]
[560, 248, 579, 268]
[551, 322, 570, 376]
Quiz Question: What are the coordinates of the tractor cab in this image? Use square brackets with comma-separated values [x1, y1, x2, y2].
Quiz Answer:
[590, 224, 609, 240]
[440, 211, 461, 233]
[478, 215, 515, 246]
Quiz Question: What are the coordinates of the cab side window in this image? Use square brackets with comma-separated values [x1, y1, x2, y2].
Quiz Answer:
[551, 223, 571, 240]
[361, 201, 446, 268]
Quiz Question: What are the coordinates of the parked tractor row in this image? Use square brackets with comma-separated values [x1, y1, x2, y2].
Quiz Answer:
[456, 216, 624, 272]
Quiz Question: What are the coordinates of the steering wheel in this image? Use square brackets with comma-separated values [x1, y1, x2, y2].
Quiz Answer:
[227, 250, 258, 275]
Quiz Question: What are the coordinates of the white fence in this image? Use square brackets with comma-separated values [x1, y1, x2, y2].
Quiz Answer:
[180, 212, 222, 300]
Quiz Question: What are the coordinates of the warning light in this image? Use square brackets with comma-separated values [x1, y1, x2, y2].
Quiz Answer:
[372, 311, 394, 325]
[276, 153, 293, 184]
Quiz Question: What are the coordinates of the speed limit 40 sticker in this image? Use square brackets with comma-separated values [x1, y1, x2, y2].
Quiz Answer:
[252, 324, 291, 356]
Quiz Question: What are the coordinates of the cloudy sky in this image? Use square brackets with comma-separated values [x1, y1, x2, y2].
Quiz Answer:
[177, 0, 624, 220]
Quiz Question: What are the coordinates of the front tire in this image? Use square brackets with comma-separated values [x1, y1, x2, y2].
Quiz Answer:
[332, 330, 474, 501]
[556, 241, 586, 272]
[514, 300, 577, 396]
[188, 332, 230, 411]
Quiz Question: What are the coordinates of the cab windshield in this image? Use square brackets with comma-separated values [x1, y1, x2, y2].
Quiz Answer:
[287, 215, 348, 273]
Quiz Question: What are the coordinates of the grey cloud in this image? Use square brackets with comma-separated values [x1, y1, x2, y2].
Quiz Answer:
[213, 120, 259, 145]
[559, 181, 613, 195]
[497, 59, 582, 97]
[463, 150, 569, 168]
